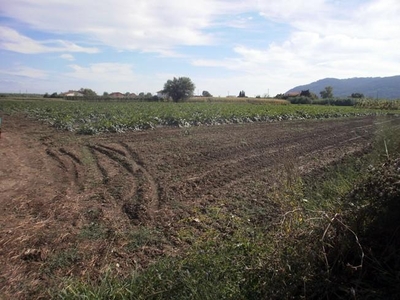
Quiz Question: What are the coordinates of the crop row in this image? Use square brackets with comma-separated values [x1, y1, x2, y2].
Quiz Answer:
[0, 100, 393, 134]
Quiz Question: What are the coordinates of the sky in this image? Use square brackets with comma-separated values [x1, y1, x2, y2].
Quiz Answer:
[0, 0, 399, 97]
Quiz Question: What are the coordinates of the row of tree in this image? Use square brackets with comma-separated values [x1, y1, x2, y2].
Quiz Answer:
[44, 79, 200, 102]
[51, 76, 369, 103]
[318, 86, 364, 99]
[43, 76, 255, 102]
[276, 86, 365, 100]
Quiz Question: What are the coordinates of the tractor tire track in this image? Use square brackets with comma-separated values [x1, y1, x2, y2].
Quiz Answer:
[157, 119, 375, 202]
[119, 142, 160, 212]
[89, 143, 160, 223]
[45, 148, 83, 189]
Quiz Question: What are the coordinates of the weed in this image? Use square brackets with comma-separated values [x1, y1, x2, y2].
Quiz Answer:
[41, 249, 81, 275]
[78, 223, 111, 240]
[81, 145, 96, 166]
[126, 227, 164, 251]
[84, 207, 103, 222]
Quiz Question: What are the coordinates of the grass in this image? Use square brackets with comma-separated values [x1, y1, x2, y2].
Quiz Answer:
[53, 116, 400, 299]
[41, 249, 81, 276]
[78, 222, 111, 240]
[125, 227, 165, 251]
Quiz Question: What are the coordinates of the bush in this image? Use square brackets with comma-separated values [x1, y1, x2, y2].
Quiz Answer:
[288, 96, 312, 104]
[313, 98, 356, 106]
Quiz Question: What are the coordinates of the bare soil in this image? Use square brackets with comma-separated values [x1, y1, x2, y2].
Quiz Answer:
[0, 114, 397, 298]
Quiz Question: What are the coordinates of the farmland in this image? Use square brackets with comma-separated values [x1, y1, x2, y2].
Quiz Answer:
[0, 100, 390, 134]
[1, 99, 400, 299]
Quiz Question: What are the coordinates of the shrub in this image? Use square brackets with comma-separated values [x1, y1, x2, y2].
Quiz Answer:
[288, 96, 313, 104]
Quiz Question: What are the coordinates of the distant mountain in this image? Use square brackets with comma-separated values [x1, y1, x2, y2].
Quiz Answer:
[286, 76, 400, 99]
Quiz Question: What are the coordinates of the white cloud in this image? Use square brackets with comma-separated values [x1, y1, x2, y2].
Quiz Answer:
[1, 0, 399, 95]
[257, 0, 328, 21]
[0, 0, 231, 54]
[60, 54, 75, 61]
[0, 26, 98, 54]
[193, 0, 400, 94]
[0, 66, 49, 79]
[66, 63, 135, 82]
[63, 63, 159, 93]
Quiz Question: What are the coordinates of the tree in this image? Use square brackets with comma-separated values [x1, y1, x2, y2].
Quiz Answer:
[202, 90, 212, 97]
[103, 91, 109, 97]
[300, 90, 311, 97]
[162, 77, 195, 102]
[300, 89, 318, 99]
[320, 86, 333, 99]
[351, 92, 364, 98]
[238, 90, 246, 97]
[79, 88, 97, 97]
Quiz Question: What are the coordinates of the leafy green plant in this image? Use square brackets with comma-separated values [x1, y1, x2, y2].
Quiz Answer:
[1, 100, 394, 135]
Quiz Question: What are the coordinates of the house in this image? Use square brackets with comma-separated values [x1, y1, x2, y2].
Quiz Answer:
[62, 90, 84, 97]
[126, 93, 137, 98]
[285, 91, 301, 97]
[109, 92, 125, 98]
[157, 91, 168, 99]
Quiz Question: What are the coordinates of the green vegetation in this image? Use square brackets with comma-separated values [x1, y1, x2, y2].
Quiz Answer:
[201, 90, 212, 97]
[162, 77, 195, 102]
[41, 249, 81, 276]
[0, 100, 393, 135]
[320, 86, 334, 98]
[283, 95, 400, 109]
[54, 117, 400, 299]
[187, 96, 289, 104]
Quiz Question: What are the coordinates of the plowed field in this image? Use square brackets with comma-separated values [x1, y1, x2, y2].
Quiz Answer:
[1, 114, 398, 298]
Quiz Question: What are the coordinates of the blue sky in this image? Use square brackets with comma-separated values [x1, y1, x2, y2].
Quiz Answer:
[0, 0, 399, 97]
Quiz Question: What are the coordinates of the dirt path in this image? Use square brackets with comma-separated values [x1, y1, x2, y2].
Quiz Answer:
[0, 114, 398, 298]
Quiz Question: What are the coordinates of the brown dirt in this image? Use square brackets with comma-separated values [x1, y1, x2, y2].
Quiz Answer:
[0, 114, 398, 298]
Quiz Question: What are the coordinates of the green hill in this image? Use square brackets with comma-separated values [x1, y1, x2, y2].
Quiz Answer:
[286, 76, 400, 99]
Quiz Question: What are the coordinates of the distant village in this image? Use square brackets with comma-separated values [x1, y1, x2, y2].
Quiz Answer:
[59, 89, 166, 99]
[48, 88, 250, 100]
[41, 89, 217, 100]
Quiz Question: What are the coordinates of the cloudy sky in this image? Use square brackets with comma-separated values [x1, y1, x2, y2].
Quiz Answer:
[1, 0, 399, 97]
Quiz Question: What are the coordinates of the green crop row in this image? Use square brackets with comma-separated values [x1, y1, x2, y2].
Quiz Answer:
[0, 100, 396, 134]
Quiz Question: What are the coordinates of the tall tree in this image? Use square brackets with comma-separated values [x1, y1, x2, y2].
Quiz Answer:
[80, 88, 97, 97]
[162, 77, 195, 102]
[320, 86, 333, 99]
